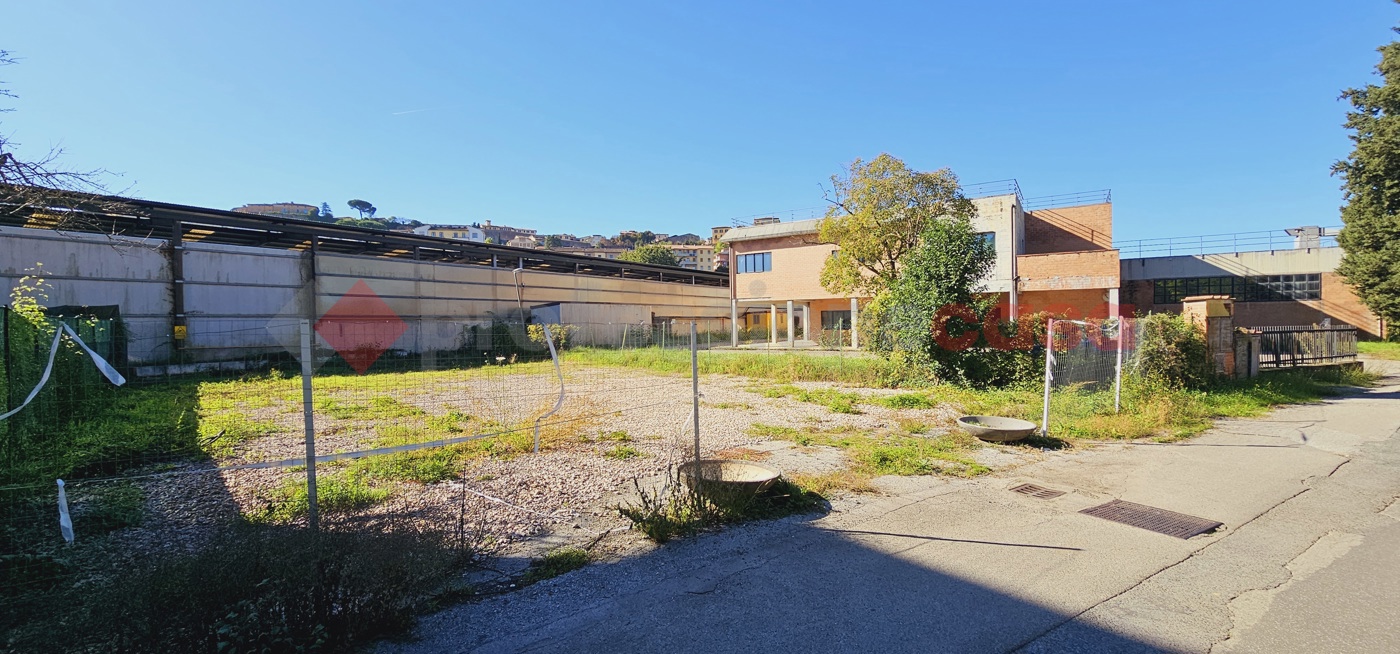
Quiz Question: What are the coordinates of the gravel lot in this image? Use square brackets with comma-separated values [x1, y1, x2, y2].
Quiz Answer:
[86, 362, 1052, 576]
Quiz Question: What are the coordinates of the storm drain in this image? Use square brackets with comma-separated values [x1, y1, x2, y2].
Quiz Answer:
[1079, 500, 1223, 539]
[1009, 483, 1066, 500]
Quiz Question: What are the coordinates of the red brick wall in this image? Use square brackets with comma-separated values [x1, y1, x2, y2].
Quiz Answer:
[1023, 203, 1113, 254]
[1019, 289, 1111, 319]
[1017, 250, 1120, 292]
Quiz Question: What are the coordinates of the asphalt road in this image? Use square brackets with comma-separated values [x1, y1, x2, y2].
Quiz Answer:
[382, 359, 1400, 654]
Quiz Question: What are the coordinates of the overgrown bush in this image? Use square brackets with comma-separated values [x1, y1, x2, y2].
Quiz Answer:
[1133, 313, 1213, 389]
[4, 524, 464, 653]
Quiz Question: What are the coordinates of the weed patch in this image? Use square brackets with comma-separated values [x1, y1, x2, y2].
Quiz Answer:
[604, 444, 643, 460]
[520, 547, 590, 585]
[255, 471, 390, 523]
[753, 384, 864, 414]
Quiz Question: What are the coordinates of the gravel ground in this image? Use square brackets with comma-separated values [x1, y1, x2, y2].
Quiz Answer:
[71, 365, 1053, 576]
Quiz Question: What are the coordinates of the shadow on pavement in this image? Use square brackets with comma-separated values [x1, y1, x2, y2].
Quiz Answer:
[396, 515, 1174, 654]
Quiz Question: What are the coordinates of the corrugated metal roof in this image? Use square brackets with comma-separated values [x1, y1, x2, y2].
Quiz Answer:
[720, 218, 821, 243]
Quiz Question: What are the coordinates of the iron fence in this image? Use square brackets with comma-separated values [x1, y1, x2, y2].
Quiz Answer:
[1256, 325, 1358, 368]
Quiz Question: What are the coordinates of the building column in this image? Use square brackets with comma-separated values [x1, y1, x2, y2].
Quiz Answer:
[850, 297, 860, 349]
[770, 304, 777, 344]
[802, 303, 812, 344]
[786, 300, 795, 348]
[730, 298, 739, 347]
[1107, 288, 1120, 320]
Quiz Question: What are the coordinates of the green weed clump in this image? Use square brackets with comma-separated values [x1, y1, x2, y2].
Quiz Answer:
[754, 384, 864, 414]
[520, 547, 590, 585]
[604, 444, 643, 460]
[255, 471, 390, 523]
[617, 471, 825, 543]
[874, 393, 937, 409]
[748, 424, 988, 478]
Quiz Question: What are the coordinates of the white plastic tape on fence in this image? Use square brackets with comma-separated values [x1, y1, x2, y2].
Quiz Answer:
[56, 479, 74, 543]
[0, 323, 127, 422]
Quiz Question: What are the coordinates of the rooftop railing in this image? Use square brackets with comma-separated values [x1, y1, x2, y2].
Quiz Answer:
[1114, 227, 1341, 259]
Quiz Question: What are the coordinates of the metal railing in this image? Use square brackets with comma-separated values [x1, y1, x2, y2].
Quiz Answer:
[1115, 227, 1341, 259]
[1022, 189, 1112, 210]
[1256, 324, 1357, 368]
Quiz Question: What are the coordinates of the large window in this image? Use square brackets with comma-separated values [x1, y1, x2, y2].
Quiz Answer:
[976, 231, 996, 250]
[737, 252, 772, 274]
[1153, 274, 1321, 304]
[821, 310, 852, 330]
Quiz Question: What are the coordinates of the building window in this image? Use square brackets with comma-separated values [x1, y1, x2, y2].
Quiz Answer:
[737, 252, 772, 273]
[821, 310, 852, 330]
[1152, 273, 1322, 304]
[977, 231, 996, 249]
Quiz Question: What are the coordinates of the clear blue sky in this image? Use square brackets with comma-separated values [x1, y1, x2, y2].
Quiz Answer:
[4, 1, 1396, 243]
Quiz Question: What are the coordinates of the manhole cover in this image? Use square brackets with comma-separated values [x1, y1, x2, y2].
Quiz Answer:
[1010, 483, 1066, 499]
[1080, 500, 1222, 539]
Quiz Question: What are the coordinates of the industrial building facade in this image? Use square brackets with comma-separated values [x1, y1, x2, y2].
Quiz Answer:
[720, 191, 1384, 346]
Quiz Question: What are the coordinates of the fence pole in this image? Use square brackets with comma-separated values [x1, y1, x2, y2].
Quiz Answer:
[1041, 318, 1054, 437]
[299, 319, 319, 531]
[1114, 318, 1124, 414]
[691, 321, 701, 497]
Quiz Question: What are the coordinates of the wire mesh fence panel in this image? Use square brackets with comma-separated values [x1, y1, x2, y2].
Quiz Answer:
[1041, 317, 1140, 435]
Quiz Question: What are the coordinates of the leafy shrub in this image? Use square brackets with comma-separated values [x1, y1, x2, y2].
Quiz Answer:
[1133, 313, 1213, 388]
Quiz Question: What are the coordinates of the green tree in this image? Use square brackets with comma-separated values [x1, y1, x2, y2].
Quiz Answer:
[347, 199, 377, 219]
[318, 202, 335, 222]
[542, 235, 562, 248]
[817, 154, 975, 297]
[1335, 22, 1400, 330]
[618, 244, 679, 266]
[863, 215, 1000, 385]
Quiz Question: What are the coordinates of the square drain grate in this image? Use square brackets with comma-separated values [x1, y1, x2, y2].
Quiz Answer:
[1080, 500, 1223, 539]
[1009, 483, 1066, 500]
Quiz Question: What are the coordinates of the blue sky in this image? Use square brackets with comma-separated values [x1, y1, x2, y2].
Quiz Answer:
[3, 1, 1396, 243]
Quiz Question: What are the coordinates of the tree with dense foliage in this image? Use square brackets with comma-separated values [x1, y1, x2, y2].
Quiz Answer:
[318, 202, 335, 221]
[817, 154, 975, 297]
[1335, 21, 1400, 330]
[617, 244, 679, 266]
[347, 199, 377, 219]
[862, 215, 1003, 385]
[542, 235, 562, 248]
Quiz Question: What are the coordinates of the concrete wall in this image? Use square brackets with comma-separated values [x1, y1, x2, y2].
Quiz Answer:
[969, 194, 1019, 294]
[1120, 247, 1345, 281]
[729, 234, 847, 302]
[1, 226, 732, 364]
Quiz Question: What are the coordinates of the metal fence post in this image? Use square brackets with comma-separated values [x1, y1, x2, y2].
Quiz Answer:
[690, 321, 701, 497]
[299, 319, 319, 530]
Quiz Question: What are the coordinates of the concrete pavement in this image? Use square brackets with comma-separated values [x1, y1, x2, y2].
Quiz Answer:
[384, 360, 1400, 653]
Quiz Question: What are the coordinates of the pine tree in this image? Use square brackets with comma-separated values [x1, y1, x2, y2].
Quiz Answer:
[1335, 23, 1400, 332]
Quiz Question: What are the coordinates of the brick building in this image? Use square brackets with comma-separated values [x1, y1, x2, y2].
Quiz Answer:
[719, 190, 1121, 346]
[720, 186, 1384, 347]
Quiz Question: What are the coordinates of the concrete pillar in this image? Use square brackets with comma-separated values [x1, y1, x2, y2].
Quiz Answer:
[802, 303, 812, 344]
[770, 304, 777, 344]
[1107, 288, 1120, 320]
[730, 298, 739, 347]
[850, 297, 859, 349]
[786, 300, 795, 348]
